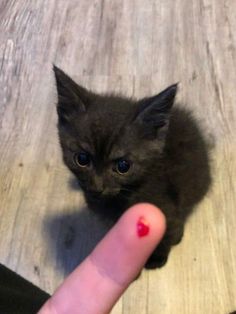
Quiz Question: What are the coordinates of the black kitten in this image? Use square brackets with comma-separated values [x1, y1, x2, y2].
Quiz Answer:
[53, 66, 211, 269]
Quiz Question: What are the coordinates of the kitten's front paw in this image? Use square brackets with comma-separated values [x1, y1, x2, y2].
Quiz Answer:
[145, 254, 168, 269]
[172, 228, 184, 245]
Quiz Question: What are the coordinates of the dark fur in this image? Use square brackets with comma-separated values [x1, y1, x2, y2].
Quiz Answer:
[53, 66, 211, 269]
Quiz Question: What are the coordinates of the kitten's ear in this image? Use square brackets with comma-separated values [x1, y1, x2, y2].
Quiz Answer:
[53, 65, 89, 123]
[134, 84, 178, 136]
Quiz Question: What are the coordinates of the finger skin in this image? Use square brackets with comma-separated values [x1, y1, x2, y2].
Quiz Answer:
[38, 203, 166, 314]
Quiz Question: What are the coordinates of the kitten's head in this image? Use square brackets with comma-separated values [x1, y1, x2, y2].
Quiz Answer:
[54, 66, 177, 200]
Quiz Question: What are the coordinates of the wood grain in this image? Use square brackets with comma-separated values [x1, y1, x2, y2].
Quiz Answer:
[0, 0, 236, 313]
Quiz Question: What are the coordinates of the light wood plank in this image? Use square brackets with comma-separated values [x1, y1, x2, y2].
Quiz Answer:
[0, 0, 236, 313]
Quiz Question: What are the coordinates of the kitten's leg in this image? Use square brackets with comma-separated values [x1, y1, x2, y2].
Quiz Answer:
[145, 240, 171, 269]
[170, 219, 184, 245]
[144, 220, 184, 269]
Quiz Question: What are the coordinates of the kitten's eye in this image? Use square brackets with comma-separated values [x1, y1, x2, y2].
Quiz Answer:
[116, 159, 130, 174]
[74, 152, 90, 167]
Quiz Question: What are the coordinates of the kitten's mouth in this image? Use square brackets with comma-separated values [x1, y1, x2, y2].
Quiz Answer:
[85, 189, 121, 201]
[83, 184, 135, 201]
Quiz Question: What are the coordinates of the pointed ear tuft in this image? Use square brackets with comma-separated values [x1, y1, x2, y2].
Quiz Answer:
[135, 84, 178, 129]
[152, 83, 178, 112]
[53, 65, 88, 124]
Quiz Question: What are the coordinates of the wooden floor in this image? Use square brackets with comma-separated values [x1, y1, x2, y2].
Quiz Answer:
[0, 1, 236, 313]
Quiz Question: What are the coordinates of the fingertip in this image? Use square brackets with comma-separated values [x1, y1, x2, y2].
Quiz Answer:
[38, 203, 167, 314]
[119, 202, 166, 243]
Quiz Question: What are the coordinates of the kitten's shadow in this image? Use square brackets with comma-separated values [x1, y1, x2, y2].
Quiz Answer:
[43, 206, 109, 276]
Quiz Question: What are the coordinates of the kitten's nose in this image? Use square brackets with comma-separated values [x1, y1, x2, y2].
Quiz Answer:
[91, 188, 109, 197]
[102, 187, 119, 197]
[101, 188, 110, 196]
[91, 190, 103, 197]
[90, 188, 117, 198]
[93, 176, 104, 193]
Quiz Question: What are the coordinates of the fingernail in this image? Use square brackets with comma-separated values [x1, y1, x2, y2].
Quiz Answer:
[137, 216, 150, 237]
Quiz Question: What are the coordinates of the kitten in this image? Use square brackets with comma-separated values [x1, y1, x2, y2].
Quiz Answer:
[53, 66, 211, 269]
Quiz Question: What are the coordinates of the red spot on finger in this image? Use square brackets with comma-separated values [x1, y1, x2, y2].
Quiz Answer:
[137, 216, 150, 237]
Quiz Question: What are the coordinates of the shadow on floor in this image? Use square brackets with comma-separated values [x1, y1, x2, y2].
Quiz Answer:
[43, 206, 109, 276]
